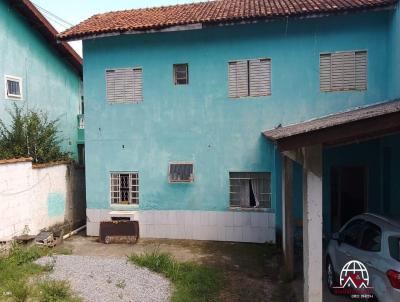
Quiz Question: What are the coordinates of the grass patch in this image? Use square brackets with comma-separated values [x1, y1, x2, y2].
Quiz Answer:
[38, 280, 81, 302]
[0, 243, 80, 302]
[129, 248, 223, 302]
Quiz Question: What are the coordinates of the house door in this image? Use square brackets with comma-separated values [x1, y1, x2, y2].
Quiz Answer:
[330, 166, 368, 232]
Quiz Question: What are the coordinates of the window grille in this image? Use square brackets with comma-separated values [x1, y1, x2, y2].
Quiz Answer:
[169, 163, 194, 183]
[106, 68, 143, 103]
[229, 58, 271, 98]
[229, 172, 271, 208]
[110, 172, 139, 204]
[5, 75, 22, 99]
[320, 51, 367, 92]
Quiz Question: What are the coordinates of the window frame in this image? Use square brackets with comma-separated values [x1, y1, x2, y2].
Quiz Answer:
[173, 64, 189, 85]
[341, 219, 365, 248]
[110, 171, 139, 206]
[168, 162, 194, 183]
[388, 236, 400, 262]
[319, 50, 368, 92]
[4, 75, 23, 100]
[229, 172, 272, 209]
[228, 58, 272, 99]
[359, 222, 382, 252]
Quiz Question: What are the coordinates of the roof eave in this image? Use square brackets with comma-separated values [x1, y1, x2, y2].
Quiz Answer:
[9, 0, 82, 77]
[58, 3, 397, 42]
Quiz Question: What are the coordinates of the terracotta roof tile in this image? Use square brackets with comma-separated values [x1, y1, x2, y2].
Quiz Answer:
[59, 0, 397, 41]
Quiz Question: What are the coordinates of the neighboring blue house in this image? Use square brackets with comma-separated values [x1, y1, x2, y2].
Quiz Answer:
[0, 0, 84, 162]
[59, 0, 400, 250]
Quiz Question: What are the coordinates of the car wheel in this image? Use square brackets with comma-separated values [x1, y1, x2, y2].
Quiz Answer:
[326, 257, 337, 293]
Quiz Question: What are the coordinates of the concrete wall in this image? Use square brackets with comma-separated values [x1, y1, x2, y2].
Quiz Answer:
[0, 0, 82, 160]
[82, 6, 397, 241]
[323, 133, 400, 235]
[0, 159, 86, 241]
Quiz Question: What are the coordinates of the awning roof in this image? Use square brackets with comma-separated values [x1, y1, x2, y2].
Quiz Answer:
[263, 100, 400, 151]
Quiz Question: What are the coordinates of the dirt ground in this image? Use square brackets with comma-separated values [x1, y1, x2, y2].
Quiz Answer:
[61, 233, 296, 302]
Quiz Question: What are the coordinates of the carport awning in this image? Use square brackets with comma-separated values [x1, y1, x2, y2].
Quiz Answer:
[263, 99, 400, 151]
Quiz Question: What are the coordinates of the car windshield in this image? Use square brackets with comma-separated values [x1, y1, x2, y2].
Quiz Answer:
[388, 236, 400, 262]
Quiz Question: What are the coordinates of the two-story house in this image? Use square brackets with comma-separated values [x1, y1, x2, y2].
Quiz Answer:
[0, 0, 84, 162]
[59, 0, 400, 300]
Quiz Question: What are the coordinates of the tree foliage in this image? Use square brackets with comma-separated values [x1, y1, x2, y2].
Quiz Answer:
[0, 104, 69, 163]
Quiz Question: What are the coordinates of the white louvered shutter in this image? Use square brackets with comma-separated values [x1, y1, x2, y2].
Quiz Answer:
[320, 51, 367, 92]
[133, 68, 143, 102]
[332, 51, 356, 91]
[355, 51, 367, 90]
[249, 58, 271, 96]
[106, 68, 143, 102]
[228, 60, 249, 98]
[320, 54, 332, 92]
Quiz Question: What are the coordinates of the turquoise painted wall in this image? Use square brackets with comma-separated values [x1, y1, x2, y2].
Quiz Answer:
[47, 192, 66, 217]
[0, 0, 82, 159]
[83, 9, 394, 215]
[323, 134, 400, 235]
[388, 3, 400, 99]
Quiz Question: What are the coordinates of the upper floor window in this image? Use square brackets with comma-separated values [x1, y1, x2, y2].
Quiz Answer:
[228, 58, 271, 98]
[229, 172, 271, 208]
[106, 68, 143, 103]
[174, 64, 188, 85]
[4, 75, 22, 100]
[320, 50, 367, 92]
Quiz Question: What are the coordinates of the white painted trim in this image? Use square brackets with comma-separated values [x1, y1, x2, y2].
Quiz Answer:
[4, 75, 23, 100]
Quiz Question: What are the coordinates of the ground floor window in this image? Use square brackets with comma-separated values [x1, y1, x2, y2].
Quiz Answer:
[168, 162, 194, 183]
[110, 172, 139, 205]
[229, 172, 271, 208]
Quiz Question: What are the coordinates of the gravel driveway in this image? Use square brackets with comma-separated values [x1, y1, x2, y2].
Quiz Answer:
[36, 255, 171, 302]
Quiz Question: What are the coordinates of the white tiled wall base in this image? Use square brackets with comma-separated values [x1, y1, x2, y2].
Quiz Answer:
[86, 209, 275, 243]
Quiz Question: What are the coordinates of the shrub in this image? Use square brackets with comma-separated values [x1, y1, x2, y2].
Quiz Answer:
[0, 104, 69, 163]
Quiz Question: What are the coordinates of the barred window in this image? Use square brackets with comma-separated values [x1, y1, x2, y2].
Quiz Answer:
[228, 58, 271, 98]
[169, 163, 194, 183]
[106, 68, 143, 103]
[5, 75, 22, 100]
[320, 51, 367, 92]
[110, 172, 139, 205]
[229, 172, 271, 208]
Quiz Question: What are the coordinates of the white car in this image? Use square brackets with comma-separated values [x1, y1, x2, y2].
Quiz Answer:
[326, 213, 400, 302]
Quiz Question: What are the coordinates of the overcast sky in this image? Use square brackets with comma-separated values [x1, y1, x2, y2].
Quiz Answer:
[32, 0, 204, 56]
